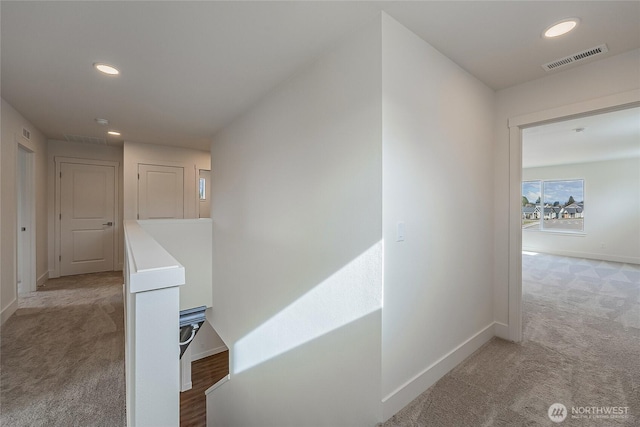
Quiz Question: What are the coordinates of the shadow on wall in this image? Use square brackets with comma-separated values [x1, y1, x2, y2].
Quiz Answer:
[233, 241, 383, 374]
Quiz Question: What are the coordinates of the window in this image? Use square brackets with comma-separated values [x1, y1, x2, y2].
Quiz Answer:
[199, 178, 206, 200]
[522, 179, 584, 232]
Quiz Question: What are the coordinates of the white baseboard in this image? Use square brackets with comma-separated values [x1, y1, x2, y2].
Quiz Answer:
[493, 321, 509, 340]
[37, 271, 49, 287]
[192, 345, 228, 362]
[1, 299, 18, 325]
[522, 247, 639, 265]
[381, 322, 496, 421]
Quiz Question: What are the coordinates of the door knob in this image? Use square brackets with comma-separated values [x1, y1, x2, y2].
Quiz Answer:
[103, 222, 113, 226]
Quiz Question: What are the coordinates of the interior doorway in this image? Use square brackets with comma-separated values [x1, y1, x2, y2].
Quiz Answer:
[520, 106, 640, 341]
[17, 144, 36, 294]
[507, 90, 640, 342]
[55, 157, 119, 276]
[138, 164, 185, 220]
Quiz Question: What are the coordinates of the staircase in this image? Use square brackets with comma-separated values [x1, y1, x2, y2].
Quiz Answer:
[124, 219, 223, 427]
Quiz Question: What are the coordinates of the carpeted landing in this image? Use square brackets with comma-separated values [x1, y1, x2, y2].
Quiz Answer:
[383, 253, 639, 426]
[1, 272, 125, 427]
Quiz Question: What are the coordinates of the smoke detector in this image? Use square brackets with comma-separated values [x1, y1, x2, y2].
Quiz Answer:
[542, 44, 608, 71]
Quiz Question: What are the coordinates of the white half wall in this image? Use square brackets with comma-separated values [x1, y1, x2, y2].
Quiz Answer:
[123, 141, 210, 220]
[380, 14, 496, 419]
[208, 16, 383, 426]
[494, 49, 640, 325]
[522, 158, 640, 264]
[1, 98, 48, 324]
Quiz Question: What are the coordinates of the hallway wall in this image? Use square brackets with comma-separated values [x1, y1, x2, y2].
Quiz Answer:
[1, 98, 48, 323]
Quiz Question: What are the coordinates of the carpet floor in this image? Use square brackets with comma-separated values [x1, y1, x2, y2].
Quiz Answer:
[383, 253, 639, 426]
[0, 272, 126, 427]
[2, 255, 638, 426]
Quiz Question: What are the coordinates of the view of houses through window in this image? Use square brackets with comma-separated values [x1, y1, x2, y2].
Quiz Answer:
[522, 179, 584, 231]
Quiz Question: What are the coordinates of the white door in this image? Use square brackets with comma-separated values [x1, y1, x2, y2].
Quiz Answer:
[60, 163, 116, 276]
[138, 164, 184, 219]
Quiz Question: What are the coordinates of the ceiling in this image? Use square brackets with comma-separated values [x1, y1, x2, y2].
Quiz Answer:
[523, 106, 640, 168]
[2, 1, 639, 151]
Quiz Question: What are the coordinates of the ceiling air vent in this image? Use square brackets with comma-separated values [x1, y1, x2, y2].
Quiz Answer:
[542, 44, 609, 71]
[22, 128, 31, 140]
[64, 134, 107, 145]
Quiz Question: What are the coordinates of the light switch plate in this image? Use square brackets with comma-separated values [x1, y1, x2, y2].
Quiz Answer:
[397, 222, 405, 242]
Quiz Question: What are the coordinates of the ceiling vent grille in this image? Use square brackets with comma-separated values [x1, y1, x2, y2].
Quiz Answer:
[542, 44, 609, 71]
[22, 128, 31, 140]
[64, 134, 107, 145]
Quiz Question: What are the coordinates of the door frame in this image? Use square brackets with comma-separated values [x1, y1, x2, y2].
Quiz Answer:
[16, 140, 36, 293]
[54, 157, 120, 277]
[506, 89, 640, 342]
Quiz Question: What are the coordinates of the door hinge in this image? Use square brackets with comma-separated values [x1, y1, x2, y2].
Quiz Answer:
[59, 213, 62, 220]
[59, 255, 61, 261]
[138, 173, 140, 180]
[137, 214, 139, 219]
[60, 172, 62, 178]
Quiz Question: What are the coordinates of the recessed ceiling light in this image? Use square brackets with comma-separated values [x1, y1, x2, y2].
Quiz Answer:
[544, 18, 580, 38]
[93, 62, 120, 75]
[107, 130, 121, 136]
[95, 118, 109, 126]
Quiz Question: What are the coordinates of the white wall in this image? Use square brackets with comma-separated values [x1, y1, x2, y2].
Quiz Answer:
[381, 14, 496, 418]
[138, 219, 214, 311]
[1, 98, 48, 323]
[522, 158, 640, 264]
[123, 141, 210, 220]
[207, 17, 383, 426]
[47, 140, 124, 276]
[494, 49, 640, 325]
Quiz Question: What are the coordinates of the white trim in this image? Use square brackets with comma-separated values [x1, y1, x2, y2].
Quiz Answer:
[54, 157, 120, 277]
[522, 247, 639, 265]
[181, 346, 193, 392]
[1, 298, 18, 325]
[381, 322, 495, 421]
[507, 89, 640, 343]
[509, 89, 640, 128]
[493, 322, 509, 340]
[205, 374, 230, 396]
[192, 345, 228, 362]
[16, 140, 37, 294]
[37, 271, 49, 287]
[508, 125, 523, 343]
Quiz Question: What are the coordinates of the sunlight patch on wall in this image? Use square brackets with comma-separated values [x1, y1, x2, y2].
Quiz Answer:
[234, 241, 383, 374]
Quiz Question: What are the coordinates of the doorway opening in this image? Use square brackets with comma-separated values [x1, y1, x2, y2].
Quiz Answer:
[55, 157, 119, 277]
[507, 90, 639, 342]
[17, 144, 36, 294]
[520, 106, 640, 342]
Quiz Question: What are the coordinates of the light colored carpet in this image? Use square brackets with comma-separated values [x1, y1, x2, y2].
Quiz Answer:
[383, 253, 639, 426]
[1, 272, 126, 426]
